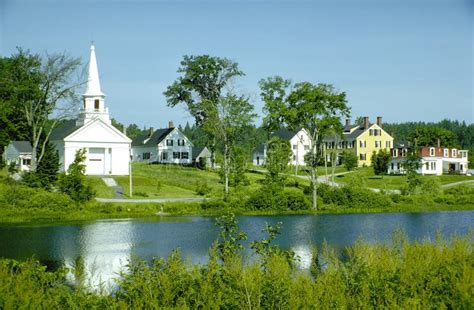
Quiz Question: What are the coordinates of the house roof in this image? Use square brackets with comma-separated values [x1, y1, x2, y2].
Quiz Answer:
[343, 124, 360, 132]
[132, 128, 174, 147]
[271, 128, 298, 140]
[192, 146, 210, 160]
[11, 141, 33, 153]
[253, 143, 266, 154]
[50, 119, 81, 141]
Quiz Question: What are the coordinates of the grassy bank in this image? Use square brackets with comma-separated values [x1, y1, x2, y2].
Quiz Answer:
[1, 164, 473, 224]
[335, 167, 474, 190]
[0, 234, 472, 308]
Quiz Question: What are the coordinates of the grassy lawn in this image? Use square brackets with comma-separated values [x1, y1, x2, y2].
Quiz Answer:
[335, 167, 474, 190]
[114, 163, 268, 199]
[282, 165, 347, 176]
[85, 176, 115, 198]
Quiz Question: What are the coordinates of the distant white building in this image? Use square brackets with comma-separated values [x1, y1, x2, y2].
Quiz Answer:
[3, 141, 33, 172]
[131, 122, 194, 164]
[252, 128, 311, 166]
[388, 143, 469, 175]
[192, 146, 212, 167]
[50, 45, 131, 175]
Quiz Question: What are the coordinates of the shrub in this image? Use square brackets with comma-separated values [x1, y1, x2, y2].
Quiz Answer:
[420, 177, 441, 195]
[284, 189, 310, 211]
[201, 199, 228, 210]
[195, 181, 211, 196]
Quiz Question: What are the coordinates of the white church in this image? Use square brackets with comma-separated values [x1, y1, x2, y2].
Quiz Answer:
[50, 45, 131, 175]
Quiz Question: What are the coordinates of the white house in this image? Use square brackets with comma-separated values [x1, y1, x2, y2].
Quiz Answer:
[252, 128, 311, 166]
[131, 122, 194, 164]
[388, 143, 469, 175]
[192, 146, 212, 167]
[50, 45, 131, 176]
[3, 141, 33, 172]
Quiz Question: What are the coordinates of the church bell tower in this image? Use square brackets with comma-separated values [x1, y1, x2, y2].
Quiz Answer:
[77, 44, 111, 126]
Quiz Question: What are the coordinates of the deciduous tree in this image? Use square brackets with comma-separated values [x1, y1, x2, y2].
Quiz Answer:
[260, 77, 350, 209]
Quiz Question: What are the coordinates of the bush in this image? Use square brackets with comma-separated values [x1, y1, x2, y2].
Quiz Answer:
[201, 199, 228, 210]
[317, 183, 393, 209]
[420, 177, 441, 196]
[246, 188, 310, 211]
[195, 181, 211, 196]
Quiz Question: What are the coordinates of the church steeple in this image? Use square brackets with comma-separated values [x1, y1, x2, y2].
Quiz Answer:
[84, 44, 104, 97]
[78, 44, 110, 126]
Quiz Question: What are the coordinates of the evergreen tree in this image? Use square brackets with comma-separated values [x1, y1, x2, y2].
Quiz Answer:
[58, 149, 95, 203]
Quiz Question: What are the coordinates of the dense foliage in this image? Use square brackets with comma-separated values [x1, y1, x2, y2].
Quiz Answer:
[0, 229, 472, 308]
[58, 149, 95, 203]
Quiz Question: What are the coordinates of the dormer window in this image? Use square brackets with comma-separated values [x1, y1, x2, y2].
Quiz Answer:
[402, 149, 407, 157]
[452, 149, 457, 157]
[443, 149, 449, 157]
[393, 149, 398, 157]
[429, 147, 435, 156]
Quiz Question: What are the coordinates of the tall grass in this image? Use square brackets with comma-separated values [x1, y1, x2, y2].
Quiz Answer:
[0, 234, 472, 308]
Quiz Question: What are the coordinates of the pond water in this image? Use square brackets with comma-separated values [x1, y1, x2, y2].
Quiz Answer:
[0, 211, 472, 289]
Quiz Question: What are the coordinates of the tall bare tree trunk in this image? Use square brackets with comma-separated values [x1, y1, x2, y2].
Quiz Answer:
[324, 144, 328, 183]
[224, 140, 229, 200]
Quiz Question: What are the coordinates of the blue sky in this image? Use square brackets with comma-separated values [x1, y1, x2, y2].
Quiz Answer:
[1, 0, 472, 128]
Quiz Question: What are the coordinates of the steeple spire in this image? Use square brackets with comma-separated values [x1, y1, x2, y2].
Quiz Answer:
[84, 44, 104, 96]
[78, 44, 110, 126]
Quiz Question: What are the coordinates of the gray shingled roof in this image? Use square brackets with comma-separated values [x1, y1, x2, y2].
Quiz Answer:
[50, 119, 81, 141]
[11, 141, 32, 153]
[192, 146, 206, 160]
[253, 143, 266, 154]
[270, 128, 298, 140]
[132, 128, 174, 147]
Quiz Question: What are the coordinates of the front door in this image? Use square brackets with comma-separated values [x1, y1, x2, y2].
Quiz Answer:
[87, 148, 105, 175]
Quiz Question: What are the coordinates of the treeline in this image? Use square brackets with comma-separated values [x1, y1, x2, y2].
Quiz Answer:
[0, 215, 472, 308]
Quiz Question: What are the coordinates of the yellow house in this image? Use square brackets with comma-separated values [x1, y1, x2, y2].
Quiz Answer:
[323, 116, 394, 167]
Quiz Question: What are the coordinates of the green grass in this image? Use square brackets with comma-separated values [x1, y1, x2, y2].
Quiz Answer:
[335, 167, 474, 190]
[114, 163, 268, 199]
[85, 177, 115, 198]
[0, 235, 472, 308]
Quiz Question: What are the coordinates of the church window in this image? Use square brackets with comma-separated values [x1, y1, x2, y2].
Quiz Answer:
[94, 99, 100, 110]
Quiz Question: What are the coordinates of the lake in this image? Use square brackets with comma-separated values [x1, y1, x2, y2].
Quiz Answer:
[0, 211, 472, 289]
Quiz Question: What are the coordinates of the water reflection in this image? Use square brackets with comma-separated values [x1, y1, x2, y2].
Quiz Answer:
[0, 211, 472, 290]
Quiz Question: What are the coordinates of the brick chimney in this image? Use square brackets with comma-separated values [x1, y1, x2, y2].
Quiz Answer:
[376, 116, 382, 127]
[122, 126, 127, 136]
[437, 138, 441, 148]
[168, 121, 174, 128]
[363, 116, 369, 129]
[345, 118, 350, 127]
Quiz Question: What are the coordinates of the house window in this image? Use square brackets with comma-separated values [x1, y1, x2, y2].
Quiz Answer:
[386, 141, 391, 148]
[166, 139, 173, 146]
[142, 152, 151, 160]
[181, 152, 189, 159]
[369, 129, 373, 136]
[461, 151, 467, 158]
[94, 99, 100, 110]
[391, 162, 394, 170]
[393, 149, 398, 157]
[304, 145, 309, 151]
[293, 155, 296, 160]
[429, 148, 435, 156]
[402, 149, 407, 157]
[431, 162, 436, 170]
[162, 152, 168, 160]
[293, 144, 297, 150]
[375, 141, 380, 148]
[22, 159, 31, 166]
[360, 140, 365, 148]
[452, 149, 457, 157]
[443, 149, 448, 157]
[178, 139, 185, 146]
[425, 162, 429, 170]
[359, 153, 366, 160]
[173, 152, 180, 159]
